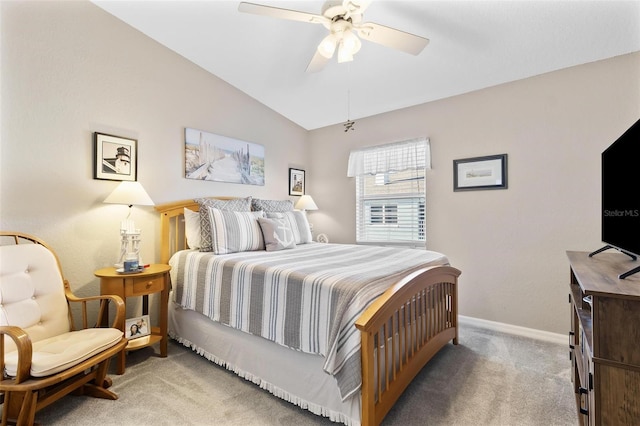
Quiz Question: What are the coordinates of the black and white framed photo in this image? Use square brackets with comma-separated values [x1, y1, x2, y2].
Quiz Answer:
[453, 154, 508, 191]
[289, 168, 305, 196]
[125, 315, 150, 340]
[94, 132, 137, 181]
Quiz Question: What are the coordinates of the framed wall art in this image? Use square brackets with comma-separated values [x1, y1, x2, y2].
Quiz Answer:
[94, 132, 137, 181]
[289, 168, 305, 196]
[453, 154, 508, 191]
[184, 128, 265, 186]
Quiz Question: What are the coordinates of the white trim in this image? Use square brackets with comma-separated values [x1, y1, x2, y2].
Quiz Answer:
[459, 315, 566, 345]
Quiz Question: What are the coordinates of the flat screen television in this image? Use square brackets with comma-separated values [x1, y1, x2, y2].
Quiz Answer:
[589, 118, 640, 279]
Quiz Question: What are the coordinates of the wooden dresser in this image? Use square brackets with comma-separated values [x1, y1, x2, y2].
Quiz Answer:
[567, 251, 640, 425]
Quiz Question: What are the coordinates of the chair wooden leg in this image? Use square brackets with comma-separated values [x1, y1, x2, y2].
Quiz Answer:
[2, 391, 37, 426]
[80, 359, 118, 400]
[80, 383, 118, 400]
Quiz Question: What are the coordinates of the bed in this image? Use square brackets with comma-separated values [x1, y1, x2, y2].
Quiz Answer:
[155, 197, 461, 426]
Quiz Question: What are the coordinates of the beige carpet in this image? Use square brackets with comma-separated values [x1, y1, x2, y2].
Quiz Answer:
[32, 323, 578, 425]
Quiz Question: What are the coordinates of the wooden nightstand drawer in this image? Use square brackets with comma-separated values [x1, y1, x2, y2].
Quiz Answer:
[127, 276, 164, 296]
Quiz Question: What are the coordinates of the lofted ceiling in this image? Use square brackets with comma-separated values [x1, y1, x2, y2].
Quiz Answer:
[93, 1, 640, 130]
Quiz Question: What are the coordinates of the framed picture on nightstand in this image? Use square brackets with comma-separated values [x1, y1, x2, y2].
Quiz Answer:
[125, 315, 150, 339]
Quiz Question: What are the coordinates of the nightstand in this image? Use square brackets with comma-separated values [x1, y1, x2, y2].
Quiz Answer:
[94, 264, 171, 374]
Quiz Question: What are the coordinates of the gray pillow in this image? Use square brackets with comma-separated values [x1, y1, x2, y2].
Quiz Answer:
[266, 211, 312, 244]
[258, 217, 297, 251]
[251, 198, 294, 213]
[195, 197, 252, 252]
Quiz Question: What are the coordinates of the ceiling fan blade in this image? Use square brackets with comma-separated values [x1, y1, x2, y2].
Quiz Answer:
[356, 22, 429, 55]
[238, 2, 328, 24]
[306, 50, 331, 73]
[343, 0, 372, 16]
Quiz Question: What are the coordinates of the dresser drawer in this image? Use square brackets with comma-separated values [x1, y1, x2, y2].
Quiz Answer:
[127, 275, 164, 296]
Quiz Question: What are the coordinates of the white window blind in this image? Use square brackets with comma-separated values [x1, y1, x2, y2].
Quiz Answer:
[348, 138, 429, 247]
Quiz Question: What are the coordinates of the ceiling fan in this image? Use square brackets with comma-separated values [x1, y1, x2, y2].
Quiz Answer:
[238, 1, 430, 72]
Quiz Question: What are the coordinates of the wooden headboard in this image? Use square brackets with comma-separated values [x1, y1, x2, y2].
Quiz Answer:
[154, 197, 236, 263]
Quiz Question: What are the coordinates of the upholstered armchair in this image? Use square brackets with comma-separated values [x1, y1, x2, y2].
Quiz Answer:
[0, 232, 127, 425]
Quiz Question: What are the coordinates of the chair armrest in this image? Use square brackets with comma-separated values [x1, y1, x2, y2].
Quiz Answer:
[64, 281, 125, 330]
[0, 326, 33, 383]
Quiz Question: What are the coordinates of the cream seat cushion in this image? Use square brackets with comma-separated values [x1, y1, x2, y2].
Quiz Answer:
[4, 328, 123, 377]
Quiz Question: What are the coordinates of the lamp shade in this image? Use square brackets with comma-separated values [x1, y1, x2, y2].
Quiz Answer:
[104, 181, 154, 206]
[294, 195, 318, 211]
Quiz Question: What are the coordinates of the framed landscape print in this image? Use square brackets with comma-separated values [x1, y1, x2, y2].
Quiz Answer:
[453, 154, 508, 191]
[289, 168, 305, 196]
[94, 133, 137, 181]
[184, 128, 265, 185]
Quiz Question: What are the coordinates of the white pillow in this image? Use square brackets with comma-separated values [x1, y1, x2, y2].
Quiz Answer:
[184, 208, 201, 249]
[266, 210, 312, 244]
[207, 207, 265, 254]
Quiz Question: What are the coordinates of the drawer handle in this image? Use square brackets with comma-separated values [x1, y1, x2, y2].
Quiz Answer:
[569, 331, 575, 353]
[146, 281, 153, 288]
[578, 387, 589, 415]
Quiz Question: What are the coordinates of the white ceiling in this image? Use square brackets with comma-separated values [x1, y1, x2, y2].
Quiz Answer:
[93, 1, 640, 130]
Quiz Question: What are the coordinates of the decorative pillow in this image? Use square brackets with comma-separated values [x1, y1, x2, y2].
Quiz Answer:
[184, 208, 201, 249]
[258, 217, 297, 252]
[195, 197, 252, 252]
[266, 210, 312, 244]
[207, 207, 264, 254]
[251, 198, 294, 213]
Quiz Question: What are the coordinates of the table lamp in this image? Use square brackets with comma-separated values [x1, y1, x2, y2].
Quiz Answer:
[295, 195, 318, 233]
[294, 195, 318, 211]
[104, 181, 154, 268]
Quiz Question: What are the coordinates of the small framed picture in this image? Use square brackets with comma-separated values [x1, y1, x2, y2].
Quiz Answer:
[94, 132, 137, 181]
[289, 168, 305, 196]
[454, 154, 508, 191]
[125, 315, 150, 340]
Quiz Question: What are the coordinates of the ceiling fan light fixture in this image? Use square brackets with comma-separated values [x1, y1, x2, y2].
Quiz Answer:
[337, 30, 361, 63]
[317, 33, 337, 58]
[337, 41, 354, 63]
[342, 30, 361, 54]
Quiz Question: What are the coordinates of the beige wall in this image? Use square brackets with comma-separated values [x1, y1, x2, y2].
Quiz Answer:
[2, 1, 639, 335]
[307, 52, 640, 334]
[0, 1, 307, 302]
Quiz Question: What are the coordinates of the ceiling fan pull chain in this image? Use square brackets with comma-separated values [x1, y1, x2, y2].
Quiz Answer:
[344, 64, 355, 132]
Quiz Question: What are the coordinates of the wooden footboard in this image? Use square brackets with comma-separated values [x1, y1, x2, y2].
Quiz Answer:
[355, 265, 460, 426]
[156, 199, 460, 426]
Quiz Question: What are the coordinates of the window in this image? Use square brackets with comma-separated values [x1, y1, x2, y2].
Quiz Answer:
[348, 138, 430, 247]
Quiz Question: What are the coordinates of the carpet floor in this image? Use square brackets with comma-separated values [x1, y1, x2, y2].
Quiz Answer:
[30, 323, 579, 425]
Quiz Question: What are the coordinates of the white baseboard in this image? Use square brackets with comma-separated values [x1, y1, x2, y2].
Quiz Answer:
[458, 315, 566, 345]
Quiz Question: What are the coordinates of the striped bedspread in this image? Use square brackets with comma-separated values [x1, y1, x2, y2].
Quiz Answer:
[169, 242, 448, 400]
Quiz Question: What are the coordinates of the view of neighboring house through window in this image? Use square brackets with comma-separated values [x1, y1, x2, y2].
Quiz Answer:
[347, 138, 430, 248]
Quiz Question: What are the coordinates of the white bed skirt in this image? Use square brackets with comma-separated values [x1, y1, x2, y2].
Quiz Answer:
[168, 297, 361, 425]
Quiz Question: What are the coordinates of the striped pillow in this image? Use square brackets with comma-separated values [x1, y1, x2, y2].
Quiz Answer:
[196, 197, 252, 252]
[207, 207, 265, 254]
[266, 211, 312, 244]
